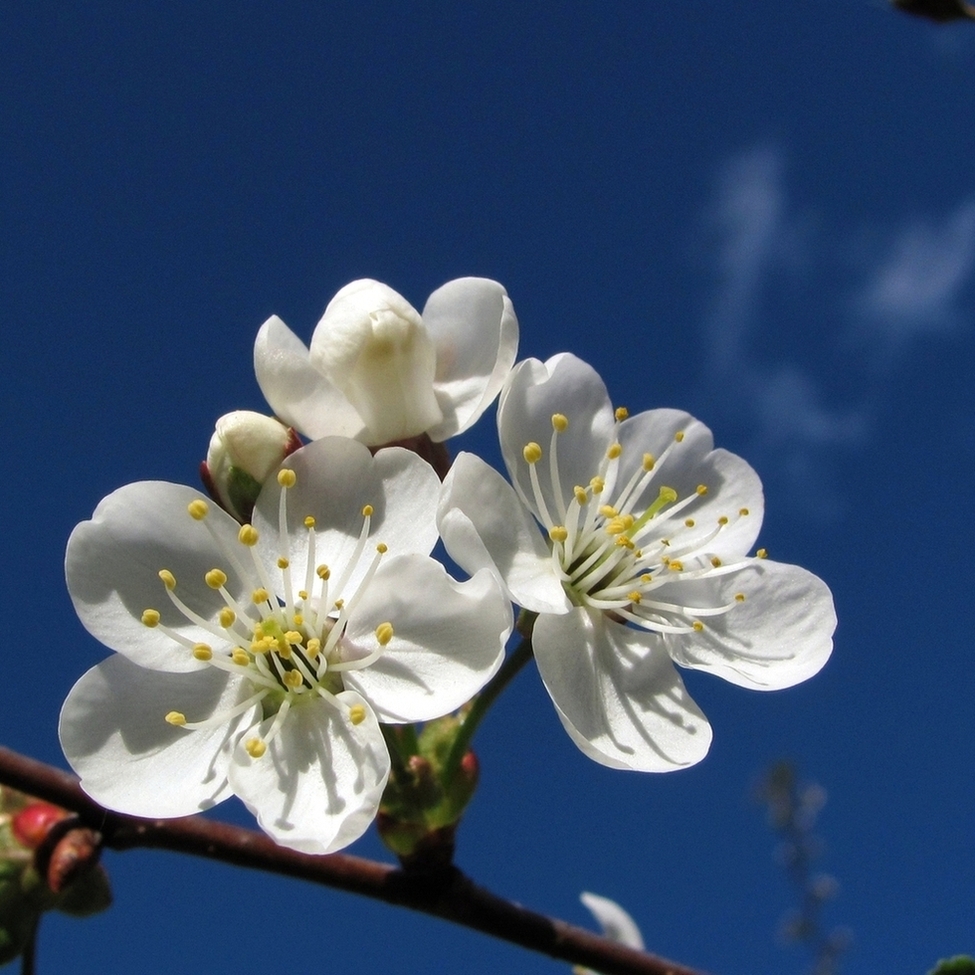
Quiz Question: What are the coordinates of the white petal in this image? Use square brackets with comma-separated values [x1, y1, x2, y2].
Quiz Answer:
[66, 481, 260, 673]
[309, 280, 443, 443]
[438, 452, 571, 613]
[422, 278, 519, 441]
[229, 692, 389, 854]
[661, 560, 836, 689]
[254, 315, 366, 440]
[618, 410, 764, 558]
[498, 354, 616, 522]
[253, 438, 441, 604]
[59, 655, 257, 817]
[533, 609, 712, 771]
[579, 892, 646, 950]
[343, 558, 510, 722]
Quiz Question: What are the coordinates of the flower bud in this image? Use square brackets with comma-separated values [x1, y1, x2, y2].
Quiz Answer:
[201, 411, 301, 521]
[10, 803, 68, 851]
[309, 280, 444, 444]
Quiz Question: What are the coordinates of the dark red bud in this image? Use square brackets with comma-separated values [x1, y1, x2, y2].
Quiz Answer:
[460, 751, 479, 784]
[11, 802, 69, 850]
[46, 828, 101, 894]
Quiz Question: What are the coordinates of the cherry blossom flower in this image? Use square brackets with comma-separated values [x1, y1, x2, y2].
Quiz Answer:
[437, 354, 835, 772]
[254, 277, 519, 447]
[61, 438, 510, 853]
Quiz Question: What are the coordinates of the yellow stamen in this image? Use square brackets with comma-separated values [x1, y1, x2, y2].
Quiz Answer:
[317, 565, 330, 580]
[205, 568, 227, 589]
[362, 504, 374, 517]
[735, 593, 746, 602]
[643, 453, 655, 471]
[376, 542, 388, 554]
[219, 607, 236, 627]
[142, 609, 161, 628]
[192, 643, 213, 661]
[165, 711, 186, 726]
[590, 476, 605, 494]
[231, 648, 250, 666]
[615, 406, 629, 421]
[692, 621, 704, 632]
[696, 484, 708, 496]
[684, 518, 695, 527]
[523, 442, 542, 464]
[277, 469, 296, 488]
[675, 431, 685, 442]
[306, 637, 322, 658]
[552, 413, 568, 432]
[739, 507, 750, 516]
[277, 557, 289, 569]
[245, 738, 266, 758]
[376, 622, 394, 646]
[628, 591, 642, 604]
[573, 485, 588, 504]
[549, 526, 568, 542]
[348, 704, 367, 726]
[252, 587, 270, 604]
[757, 548, 768, 559]
[668, 560, 684, 572]
[718, 516, 729, 525]
[238, 524, 259, 546]
[304, 515, 316, 528]
[283, 670, 303, 689]
[158, 569, 176, 590]
[710, 556, 722, 568]
[187, 499, 209, 521]
[606, 443, 622, 460]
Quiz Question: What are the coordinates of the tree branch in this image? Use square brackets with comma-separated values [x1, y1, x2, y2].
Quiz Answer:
[0, 745, 712, 975]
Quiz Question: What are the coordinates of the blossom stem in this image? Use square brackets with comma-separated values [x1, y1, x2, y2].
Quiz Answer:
[443, 633, 534, 780]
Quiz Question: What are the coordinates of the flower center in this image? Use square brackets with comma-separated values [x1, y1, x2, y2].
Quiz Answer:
[142, 469, 394, 757]
[521, 410, 759, 636]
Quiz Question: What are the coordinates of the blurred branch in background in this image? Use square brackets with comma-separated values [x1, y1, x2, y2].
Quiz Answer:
[891, 0, 975, 22]
[755, 762, 851, 975]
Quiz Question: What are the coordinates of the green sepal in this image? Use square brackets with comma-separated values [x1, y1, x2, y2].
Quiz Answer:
[929, 957, 975, 975]
[226, 465, 264, 522]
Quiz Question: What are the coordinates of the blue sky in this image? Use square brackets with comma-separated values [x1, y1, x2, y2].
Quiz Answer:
[3, 3, 974, 973]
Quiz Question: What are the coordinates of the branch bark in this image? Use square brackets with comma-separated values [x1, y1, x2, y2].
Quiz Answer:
[0, 745, 712, 975]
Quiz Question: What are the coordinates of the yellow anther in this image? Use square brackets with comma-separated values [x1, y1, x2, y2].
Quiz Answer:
[304, 516, 316, 529]
[334, 598, 345, 609]
[275, 639, 293, 659]
[552, 413, 568, 432]
[718, 516, 729, 525]
[376, 622, 394, 646]
[306, 637, 322, 658]
[606, 443, 622, 460]
[628, 591, 642, 604]
[250, 638, 272, 654]
[757, 548, 768, 559]
[615, 406, 629, 421]
[292, 613, 304, 626]
[549, 526, 568, 543]
[284, 630, 303, 645]
[158, 569, 177, 590]
[187, 499, 209, 521]
[573, 486, 588, 504]
[205, 568, 227, 590]
[316, 565, 330, 580]
[605, 518, 625, 535]
[675, 431, 685, 443]
[692, 620, 704, 632]
[231, 648, 250, 666]
[165, 711, 186, 726]
[192, 643, 213, 661]
[685, 519, 696, 529]
[735, 592, 746, 602]
[710, 556, 723, 568]
[277, 469, 297, 488]
[277, 557, 289, 569]
[348, 704, 367, 726]
[523, 442, 542, 464]
[640, 573, 652, 583]
[643, 453, 655, 471]
[590, 476, 605, 494]
[362, 504, 374, 517]
[660, 538, 670, 546]
[599, 504, 618, 518]
[298, 590, 309, 601]
[252, 588, 270, 604]
[141, 609, 161, 628]
[238, 524, 259, 546]
[615, 536, 635, 549]
[245, 738, 267, 759]
[219, 607, 236, 628]
[668, 560, 684, 572]
[283, 670, 303, 689]
[739, 507, 750, 516]
[696, 484, 708, 496]
[376, 542, 388, 554]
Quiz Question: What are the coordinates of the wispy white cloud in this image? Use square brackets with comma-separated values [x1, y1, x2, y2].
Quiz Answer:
[851, 199, 975, 359]
[696, 145, 975, 517]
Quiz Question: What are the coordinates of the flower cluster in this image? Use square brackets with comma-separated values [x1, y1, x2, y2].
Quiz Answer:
[61, 277, 835, 856]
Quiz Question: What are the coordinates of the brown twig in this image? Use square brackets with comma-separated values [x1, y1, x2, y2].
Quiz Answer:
[0, 745, 712, 975]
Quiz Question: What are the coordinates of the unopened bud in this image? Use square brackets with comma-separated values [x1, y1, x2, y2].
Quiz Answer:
[201, 410, 301, 521]
[309, 280, 444, 444]
[10, 802, 69, 851]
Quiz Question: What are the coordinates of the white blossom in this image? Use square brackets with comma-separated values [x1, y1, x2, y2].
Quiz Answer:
[438, 354, 835, 771]
[254, 278, 518, 446]
[61, 438, 510, 853]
